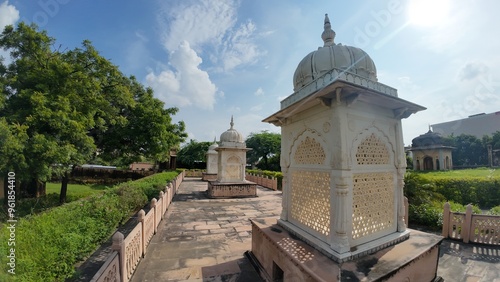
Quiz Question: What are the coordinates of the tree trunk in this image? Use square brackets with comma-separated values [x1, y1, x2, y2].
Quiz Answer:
[60, 171, 68, 204]
[22, 178, 46, 198]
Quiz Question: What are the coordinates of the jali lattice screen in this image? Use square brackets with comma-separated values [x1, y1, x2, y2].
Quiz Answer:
[351, 172, 394, 240]
[291, 170, 331, 236]
[356, 133, 390, 165]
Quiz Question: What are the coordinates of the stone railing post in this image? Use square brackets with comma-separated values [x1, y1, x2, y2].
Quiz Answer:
[151, 198, 157, 234]
[111, 232, 125, 282]
[463, 204, 473, 243]
[404, 196, 408, 227]
[442, 202, 450, 238]
[137, 209, 146, 256]
[159, 191, 165, 218]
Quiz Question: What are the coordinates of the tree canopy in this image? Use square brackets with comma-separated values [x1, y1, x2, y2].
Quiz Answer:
[177, 140, 212, 169]
[245, 131, 281, 171]
[0, 23, 186, 199]
[442, 132, 500, 167]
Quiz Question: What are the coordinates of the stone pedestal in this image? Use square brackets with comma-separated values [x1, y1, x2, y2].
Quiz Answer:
[201, 172, 217, 181]
[249, 218, 443, 282]
[207, 181, 257, 198]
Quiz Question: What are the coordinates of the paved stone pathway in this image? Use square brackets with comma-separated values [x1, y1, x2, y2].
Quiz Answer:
[131, 178, 282, 281]
[131, 178, 500, 282]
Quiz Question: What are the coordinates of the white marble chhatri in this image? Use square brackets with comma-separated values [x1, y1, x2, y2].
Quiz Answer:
[207, 117, 256, 198]
[262, 14, 427, 262]
[202, 139, 219, 181]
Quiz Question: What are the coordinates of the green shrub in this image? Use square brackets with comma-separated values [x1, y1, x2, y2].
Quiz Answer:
[489, 206, 500, 215]
[0, 171, 180, 281]
[246, 169, 283, 190]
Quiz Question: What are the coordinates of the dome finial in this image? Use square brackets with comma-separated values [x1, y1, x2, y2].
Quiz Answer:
[230, 115, 234, 129]
[322, 13, 336, 47]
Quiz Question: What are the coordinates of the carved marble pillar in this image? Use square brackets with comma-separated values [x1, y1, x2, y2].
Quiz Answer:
[397, 167, 406, 232]
[330, 175, 350, 253]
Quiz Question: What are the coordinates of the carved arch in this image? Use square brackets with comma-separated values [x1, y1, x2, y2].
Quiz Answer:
[350, 126, 395, 167]
[288, 128, 329, 167]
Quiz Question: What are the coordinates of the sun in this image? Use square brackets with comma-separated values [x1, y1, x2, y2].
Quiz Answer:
[408, 0, 451, 27]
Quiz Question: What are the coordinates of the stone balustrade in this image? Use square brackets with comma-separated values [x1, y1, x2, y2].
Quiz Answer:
[442, 202, 500, 245]
[90, 171, 185, 282]
[245, 173, 278, 191]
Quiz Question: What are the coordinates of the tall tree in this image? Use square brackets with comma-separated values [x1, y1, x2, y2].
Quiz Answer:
[245, 131, 281, 171]
[0, 23, 187, 201]
[177, 140, 211, 169]
[444, 134, 489, 167]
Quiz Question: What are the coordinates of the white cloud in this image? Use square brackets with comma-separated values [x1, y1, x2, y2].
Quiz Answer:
[0, 1, 19, 64]
[157, 0, 264, 71]
[159, 0, 237, 52]
[218, 20, 265, 71]
[146, 41, 217, 110]
[0, 1, 19, 29]
[457, 61, 489, 82]
[254, 87, 264, 96]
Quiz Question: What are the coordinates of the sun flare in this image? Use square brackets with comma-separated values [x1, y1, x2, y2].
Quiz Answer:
[408, 0, 451, 27]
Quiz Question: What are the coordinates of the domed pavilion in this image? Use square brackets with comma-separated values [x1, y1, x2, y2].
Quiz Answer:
[409, 128, 454, 170]
[202, 138, 219, 181]
[250, 14, 443, 281]
[207, 117, 256, 198]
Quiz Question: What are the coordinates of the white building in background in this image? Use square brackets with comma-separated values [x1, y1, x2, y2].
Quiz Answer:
[432, 111, 500, 138]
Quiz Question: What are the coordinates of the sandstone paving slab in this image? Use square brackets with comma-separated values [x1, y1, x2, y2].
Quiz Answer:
[130, 178, 281, 282]
[129, 177, 500, 282]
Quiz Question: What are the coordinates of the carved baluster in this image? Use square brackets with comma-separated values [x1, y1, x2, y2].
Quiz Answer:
[331, 176, 350, 253]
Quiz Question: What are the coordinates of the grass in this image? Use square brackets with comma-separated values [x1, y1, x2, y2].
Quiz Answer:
[0, 182, 113, 222]
[414, 167, 500, 180]
[46, 182, 111, 199]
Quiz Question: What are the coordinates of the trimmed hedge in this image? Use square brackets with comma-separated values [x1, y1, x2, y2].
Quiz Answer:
[404, 170, 499, 229]
[246, 169, 283, 190]
[0, 170, 180, 282]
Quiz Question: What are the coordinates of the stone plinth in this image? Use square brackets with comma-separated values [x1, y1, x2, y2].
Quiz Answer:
[249, 218, 443, 282]
[207, 181, 257, 198]
[201, 172, 217, 181]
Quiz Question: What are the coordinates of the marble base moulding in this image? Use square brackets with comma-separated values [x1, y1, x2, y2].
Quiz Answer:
[207, 181, 257, 198]
[201, 172, 217, 181]
[248, 218, 444, 282]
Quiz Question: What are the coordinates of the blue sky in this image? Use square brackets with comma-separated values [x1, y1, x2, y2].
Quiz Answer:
[1, 0, 500, 146]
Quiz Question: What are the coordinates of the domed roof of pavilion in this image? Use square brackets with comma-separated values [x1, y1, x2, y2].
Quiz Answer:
[207, 138, 218, 153]
[293, 14, 377, 92]
[220, 116, 244, 143]
[411, 128, 445, 148]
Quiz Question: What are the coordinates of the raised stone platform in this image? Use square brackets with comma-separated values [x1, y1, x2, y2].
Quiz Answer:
[207, 180, 257, 198]
[249, 218, 443, 282]
[201, 172, 217, 181]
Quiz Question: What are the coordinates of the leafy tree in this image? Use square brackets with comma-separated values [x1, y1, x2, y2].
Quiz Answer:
[177, 140, 212, 168]
[0, 23, 97, 198]
[245, 131, 281, 171]
[445, 134, 488, 167]
[0, 23, 187, 201]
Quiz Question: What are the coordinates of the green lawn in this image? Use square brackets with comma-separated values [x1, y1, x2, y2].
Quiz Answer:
[46, 182, 111, 198]
[414, 167, 500, 180]
[1, 182, 113, 221]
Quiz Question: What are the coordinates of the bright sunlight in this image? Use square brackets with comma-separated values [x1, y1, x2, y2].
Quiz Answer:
[408, 0, 451, 27]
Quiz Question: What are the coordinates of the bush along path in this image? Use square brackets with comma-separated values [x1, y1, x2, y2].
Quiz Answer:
[0, 170, 181, 282]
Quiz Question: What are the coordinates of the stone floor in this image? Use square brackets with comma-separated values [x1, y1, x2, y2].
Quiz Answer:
[130, 178, 500, 282]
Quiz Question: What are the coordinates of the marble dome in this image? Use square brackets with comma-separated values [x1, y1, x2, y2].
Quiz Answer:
[220, 116, 244, 143]
[293, 14, 378, 92]
[208, 138, 219, 153]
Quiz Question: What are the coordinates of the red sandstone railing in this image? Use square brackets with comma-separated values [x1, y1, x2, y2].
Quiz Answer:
[90, 171, 185, 282]
[442, 202, 500, 245]
[245, 173, 278, 191]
